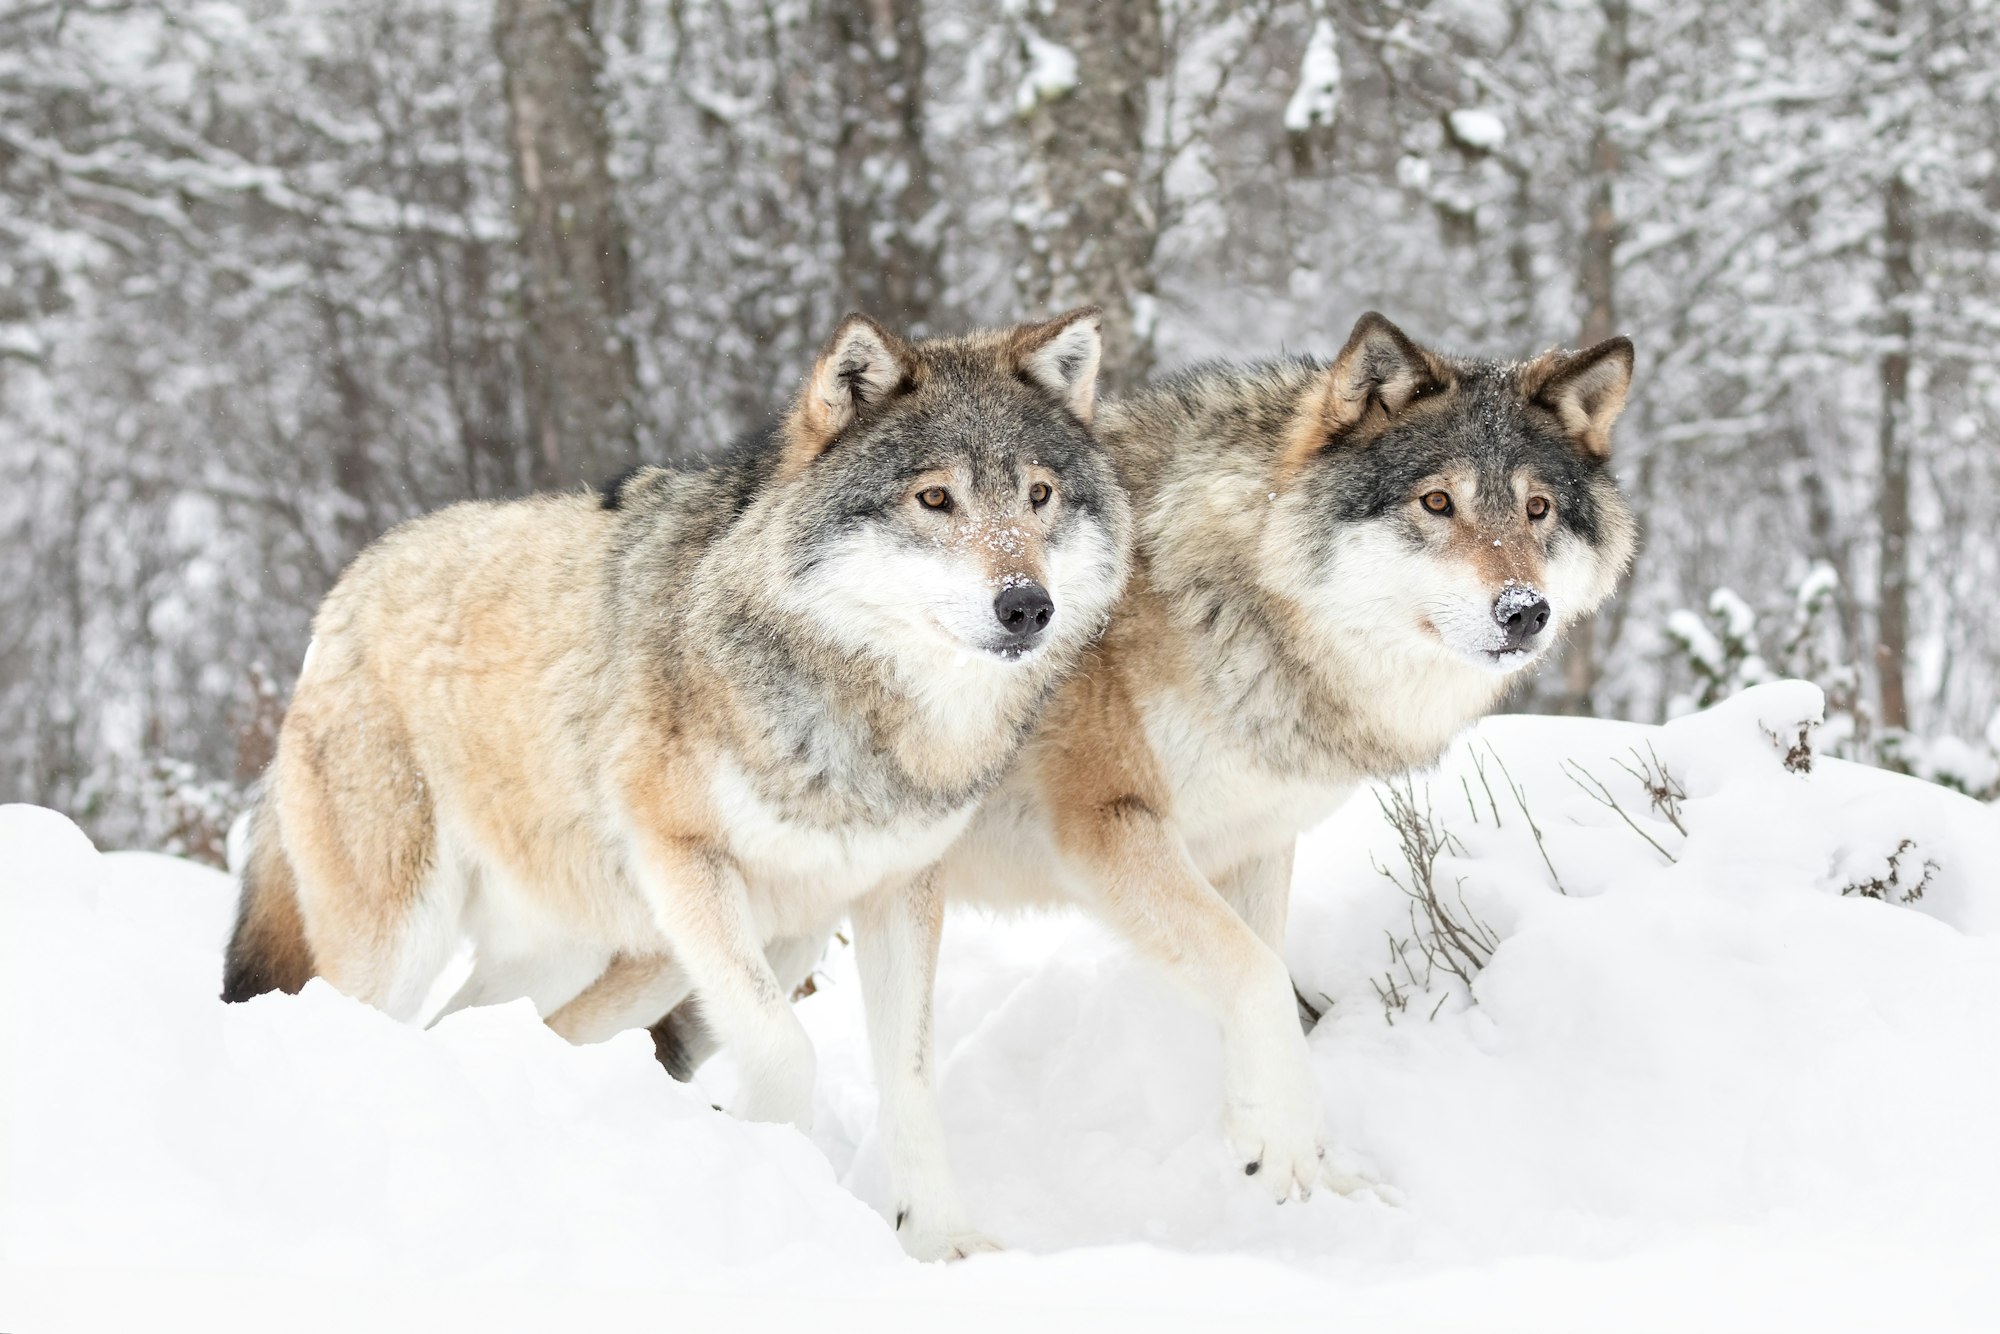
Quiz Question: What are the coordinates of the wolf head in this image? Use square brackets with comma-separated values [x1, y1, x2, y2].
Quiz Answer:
[1271, 312, 1637, 675]
[767, 308, 1130, 673]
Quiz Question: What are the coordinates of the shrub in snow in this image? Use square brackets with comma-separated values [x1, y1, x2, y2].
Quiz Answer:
[135, 757, 245, 868]
[1839, 838, 1937, 905]
[1665, 563, 1998, 801]
[1664, 587, 1774, 712]
[1360, 777, 1498, 1025]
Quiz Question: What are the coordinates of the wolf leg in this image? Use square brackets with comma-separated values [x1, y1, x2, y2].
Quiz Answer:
[430, 943, 609, 1026]
[299, 856, 464, 1024]
[851, 873, 996, 1261]
[626, 839, 815, 1129]
[647, 929, 829, 1080]
[543, 952, 693, 1045]
[1069, 805, 1327, 1203]
[278, 735, 459, 1025]
[1213, 845, 1295, 956]
[1213, 845, 1322, 1031]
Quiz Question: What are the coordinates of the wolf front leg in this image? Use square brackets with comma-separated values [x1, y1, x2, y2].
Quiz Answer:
[1213, 844, 1323, 1032]
[649, 930, 833, 1081]
[1070, 803, 1329, 1203]
[851, 872, 997, 1261]
[1213, 844, 1296, 956]
[627, 836, 816, 1129]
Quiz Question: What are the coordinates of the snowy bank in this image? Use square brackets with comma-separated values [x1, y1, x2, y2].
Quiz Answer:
[6, 683, 2000, 1332]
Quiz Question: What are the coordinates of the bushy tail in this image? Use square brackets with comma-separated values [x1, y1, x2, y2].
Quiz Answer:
[221, 795, 315, 1002]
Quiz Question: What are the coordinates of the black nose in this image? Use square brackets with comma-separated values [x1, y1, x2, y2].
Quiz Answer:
[994, 583, 1054, 639]
[1493, 589, 1552, 650]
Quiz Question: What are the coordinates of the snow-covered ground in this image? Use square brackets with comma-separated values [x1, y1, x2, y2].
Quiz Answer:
[6, 682, 1999, 1332]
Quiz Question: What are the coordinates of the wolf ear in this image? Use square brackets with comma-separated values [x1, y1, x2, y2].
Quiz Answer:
[785, 313, 921, 472]
[1279, 311, 1444, 481]
[1010, 306, 1104, 423]
[1523, 337, 1634, 459]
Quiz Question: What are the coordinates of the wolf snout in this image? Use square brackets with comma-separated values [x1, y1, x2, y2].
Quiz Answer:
[1492, 586, 1551, 650]
[994, 582, 1054, 641]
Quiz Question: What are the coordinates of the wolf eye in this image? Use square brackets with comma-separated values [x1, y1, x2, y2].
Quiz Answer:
[1421, 490, 1454, 516]
[1527, 496, 1551, 521]
[917, 487, 952, 512]
[1029, 481, 1053, 508]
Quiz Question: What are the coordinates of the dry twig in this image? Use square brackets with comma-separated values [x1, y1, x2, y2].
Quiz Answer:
[1563, 759, 1680, 865]
[1484, 743, 1566, 894]
[1612, 743, 1689, 836]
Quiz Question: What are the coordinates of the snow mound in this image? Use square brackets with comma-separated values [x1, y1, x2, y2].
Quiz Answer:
[8, 683, 2000, 1330]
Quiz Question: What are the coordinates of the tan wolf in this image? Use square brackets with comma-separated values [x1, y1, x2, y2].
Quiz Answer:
[221, 308, 1132, 1261]
[655, 311, 1639, 1236]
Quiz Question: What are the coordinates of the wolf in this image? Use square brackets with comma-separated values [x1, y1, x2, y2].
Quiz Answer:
[221, 307, 1131, 1261]
[653, 311, 1638, 1233]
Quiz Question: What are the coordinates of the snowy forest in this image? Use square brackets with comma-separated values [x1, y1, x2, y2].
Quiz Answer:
[4, 0, 1999, 852]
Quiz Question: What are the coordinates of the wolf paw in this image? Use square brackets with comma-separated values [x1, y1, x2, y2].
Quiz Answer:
[894, 1206, 1003, 1262]
[1225, 1095, 1327, 1204]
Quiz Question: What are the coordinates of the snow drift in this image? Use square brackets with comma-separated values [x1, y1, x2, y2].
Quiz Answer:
[6, 682, 2000, 1331]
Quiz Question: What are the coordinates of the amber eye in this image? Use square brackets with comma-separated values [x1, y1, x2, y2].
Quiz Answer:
[1029, 481, 1053, 508]
[918, 487, 952, 512]
[1527, 496, 1551, 521]
[1421, 490, 1454, 516]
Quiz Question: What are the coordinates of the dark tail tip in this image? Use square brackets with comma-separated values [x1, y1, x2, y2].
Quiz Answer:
[220, 806, 315, 1003]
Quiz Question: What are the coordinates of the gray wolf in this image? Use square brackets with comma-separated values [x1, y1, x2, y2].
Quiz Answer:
[221, 308, 1131, 1261]
[655, 310, 1637, 1233]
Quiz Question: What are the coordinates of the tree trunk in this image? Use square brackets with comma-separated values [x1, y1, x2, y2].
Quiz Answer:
[1014, 0, 1163, 392]
[828, 0, 943, 334]
[495, 0, 640, 489]
[1875, 165, 1916, 733]
[1552, 0, 1629, 717]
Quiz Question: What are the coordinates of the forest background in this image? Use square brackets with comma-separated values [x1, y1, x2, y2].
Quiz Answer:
[5, 0, 1997, 853]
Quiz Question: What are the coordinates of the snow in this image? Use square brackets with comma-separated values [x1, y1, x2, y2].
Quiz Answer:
[1794, 559, 1840, 611]
[1446, 108, 1507, 152]
[1283, 18, 1343, 134]
[8, 682, 2000, 1331]
[1708, 586, 1759, 646]
[1664, 607, 1723, 676]
[1014, 29, 1078, 117]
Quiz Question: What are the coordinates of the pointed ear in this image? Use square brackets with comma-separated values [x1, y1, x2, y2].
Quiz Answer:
[1010, 306, 1103, 423]
[1523, 337, 1634, 459]
[1278, 311, 1446, 481]
[784, 313, 921, 472]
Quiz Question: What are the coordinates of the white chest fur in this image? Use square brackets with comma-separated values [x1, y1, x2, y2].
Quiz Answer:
[707, 758, 977, 936]
[1141, 690, 1354, 876]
